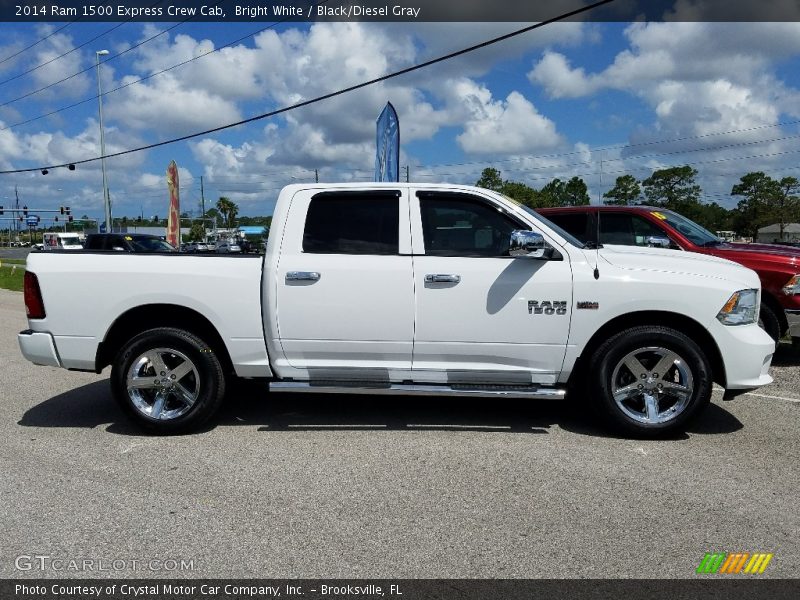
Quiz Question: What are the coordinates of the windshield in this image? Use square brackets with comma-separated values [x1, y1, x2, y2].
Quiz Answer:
[61, 238, 82, 247]
[658, 210, 721, 246]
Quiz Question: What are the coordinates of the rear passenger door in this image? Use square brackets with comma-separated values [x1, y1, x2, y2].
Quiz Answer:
[275, 189, 414, 377]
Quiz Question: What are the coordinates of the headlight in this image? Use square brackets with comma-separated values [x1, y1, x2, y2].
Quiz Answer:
[717, 289, 759, 326]
[783, 274, 800, 295]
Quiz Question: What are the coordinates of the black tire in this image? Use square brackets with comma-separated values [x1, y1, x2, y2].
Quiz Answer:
[589, 326, 712, 437]
[758, 302, 782, 343]
[110, 327, 226, 434]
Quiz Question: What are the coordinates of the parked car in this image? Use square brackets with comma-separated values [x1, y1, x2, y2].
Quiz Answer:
[83, 233, 177, 253]
[538, 205, 800, 346]
[215, 241, 242, 253]
[42, 232, 83, 250]
[19, 183, 774, 436]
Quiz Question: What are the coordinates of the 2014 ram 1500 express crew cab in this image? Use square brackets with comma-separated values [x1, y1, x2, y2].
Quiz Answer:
[18, 184, 775, 436]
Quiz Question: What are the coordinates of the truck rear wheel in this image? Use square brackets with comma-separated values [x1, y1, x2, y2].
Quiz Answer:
[110, 327, 226, 434]
[590, 326, 712, 437]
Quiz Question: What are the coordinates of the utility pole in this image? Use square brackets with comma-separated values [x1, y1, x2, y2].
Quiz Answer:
[200, 175, 207, 242]
[14, 186, 20, 241]
[598, 151, 604, 205]
[405, 165, 409, 183]
[315, 168, 319, 183]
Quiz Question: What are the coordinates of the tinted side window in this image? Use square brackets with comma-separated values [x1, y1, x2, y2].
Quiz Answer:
[599, 214, 636, 245]
[420, 194, 528, 257]
[544, 212, 590, 243]
[303, 194, 399, 255]
[600, 213, 675, 247]
[630, 215, 675, 247]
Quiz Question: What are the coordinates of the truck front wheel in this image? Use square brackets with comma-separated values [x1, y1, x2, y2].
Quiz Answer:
[110, 327, 226, 434]
[590, 326, 712, 437]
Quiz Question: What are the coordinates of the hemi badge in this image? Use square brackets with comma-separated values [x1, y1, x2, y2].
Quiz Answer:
[577, 301, 599, 310]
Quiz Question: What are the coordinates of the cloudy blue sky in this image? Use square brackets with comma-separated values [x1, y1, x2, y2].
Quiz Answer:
[2, 18, 800, 222]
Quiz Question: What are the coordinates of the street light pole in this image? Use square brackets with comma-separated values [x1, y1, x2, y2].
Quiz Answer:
[96, 49, 111, 233]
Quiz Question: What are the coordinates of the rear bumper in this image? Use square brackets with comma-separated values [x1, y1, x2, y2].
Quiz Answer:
[786, 309, 800, 338]
[18, 330, 62, 368]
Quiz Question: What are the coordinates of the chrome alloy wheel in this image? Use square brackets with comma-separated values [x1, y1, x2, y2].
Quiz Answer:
[610, 346, 694, 425]
[126, 347, 200, 420]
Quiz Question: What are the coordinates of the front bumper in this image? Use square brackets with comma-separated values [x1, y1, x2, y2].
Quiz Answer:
[18, 330, 62, 368]
[786, 309, 800, 338]
[712, 321, 774, 390]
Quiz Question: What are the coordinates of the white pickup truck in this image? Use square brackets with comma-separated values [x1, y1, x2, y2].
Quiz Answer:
[19, 183, 775, 436]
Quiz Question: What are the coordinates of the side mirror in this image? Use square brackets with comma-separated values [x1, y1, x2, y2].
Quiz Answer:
[510, 230, 552, 259]
[645, 236, 671, 248]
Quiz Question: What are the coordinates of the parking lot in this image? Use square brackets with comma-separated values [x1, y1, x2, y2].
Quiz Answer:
[0, 287, 798, 579]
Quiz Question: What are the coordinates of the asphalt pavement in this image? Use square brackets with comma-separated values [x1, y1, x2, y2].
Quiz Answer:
[0, 288, 798, 579]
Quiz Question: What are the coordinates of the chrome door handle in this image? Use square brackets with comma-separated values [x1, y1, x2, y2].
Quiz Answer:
[286, 271, 321, 281]
[425, 273, 461, 284]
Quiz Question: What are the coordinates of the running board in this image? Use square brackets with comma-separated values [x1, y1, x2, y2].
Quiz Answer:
[269, 381, 566, 400]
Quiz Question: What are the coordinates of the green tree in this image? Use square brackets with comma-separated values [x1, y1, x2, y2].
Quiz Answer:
[563, 176, 590, 206]
[774, 177, 800, 241]
[731, 172, 780, 239]
[537, 177, 589, 207]
[475, 167, 504, 192]
[215, 197, 239, 229]
[186, 222, 206, 242]
[603, 174, 641, 205]
[641, 166, 701, 211]
[539, 178, 566, 207]
[500, 180, 540, 207]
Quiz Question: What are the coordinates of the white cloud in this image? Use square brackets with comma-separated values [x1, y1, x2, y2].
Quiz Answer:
[528, 51, 599, 98]
[108, 74, 242, 135]
[457, 88, 563, 155]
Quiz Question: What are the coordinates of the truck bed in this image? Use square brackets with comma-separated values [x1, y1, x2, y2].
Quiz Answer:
[24, 252, 271, 377]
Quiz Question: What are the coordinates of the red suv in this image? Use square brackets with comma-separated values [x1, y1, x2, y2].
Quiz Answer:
[538, 205, 800, 344]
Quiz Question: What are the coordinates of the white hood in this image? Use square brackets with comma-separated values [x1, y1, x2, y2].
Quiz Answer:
[596, 244, 760, 289]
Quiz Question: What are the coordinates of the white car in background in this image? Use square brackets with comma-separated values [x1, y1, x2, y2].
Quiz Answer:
[216, 241, 242, 253]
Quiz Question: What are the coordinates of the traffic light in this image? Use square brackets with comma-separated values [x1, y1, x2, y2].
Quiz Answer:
[67, 216, 73, 223]
[60, 206, 65, 214]
[54, 217, 59, 222]
[0, 206, 3, 215]
[18, 216, 23, 222]
[23, 205, 28, 217]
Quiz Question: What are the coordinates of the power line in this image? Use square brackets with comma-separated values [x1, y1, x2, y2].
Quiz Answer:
[0, 0, 233, 107]
[0, 0, 616, 175]
[0, 20, 132, 89]
[0, 0, 325, 131]
[0, 22, 76, 66]
[411, 119, 800, 171]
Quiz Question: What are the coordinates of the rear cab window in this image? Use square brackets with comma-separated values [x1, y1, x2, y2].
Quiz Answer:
[302, 191, 400, 255]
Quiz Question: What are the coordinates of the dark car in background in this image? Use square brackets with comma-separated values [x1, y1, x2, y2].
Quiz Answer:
[83, 233, 177, 253]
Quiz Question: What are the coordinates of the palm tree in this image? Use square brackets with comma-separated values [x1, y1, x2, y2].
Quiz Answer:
[216, 197, 239, 228]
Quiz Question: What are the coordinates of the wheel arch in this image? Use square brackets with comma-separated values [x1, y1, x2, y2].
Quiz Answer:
[572, 310, 726, 388]
[761, 290, 788, 338]
[96, 304, 234, 375]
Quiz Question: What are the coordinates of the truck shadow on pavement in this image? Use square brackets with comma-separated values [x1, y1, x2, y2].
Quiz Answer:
[18, 378, 744, 439]
[772, 340, 800, 366]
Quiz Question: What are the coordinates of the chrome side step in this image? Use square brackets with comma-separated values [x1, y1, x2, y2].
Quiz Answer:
[269, 381, 566, 400]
